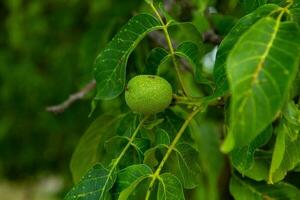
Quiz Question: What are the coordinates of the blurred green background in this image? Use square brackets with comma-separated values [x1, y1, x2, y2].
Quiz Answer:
[0, 0, 243, 199]
[0, 0, 142, 199]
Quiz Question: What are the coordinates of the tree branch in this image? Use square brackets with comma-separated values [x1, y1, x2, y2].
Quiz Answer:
[46, 80, 96, 114]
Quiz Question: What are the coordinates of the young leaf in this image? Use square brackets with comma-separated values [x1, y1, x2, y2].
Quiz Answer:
[144, 47, 169, 75]
[65, 164, 116, 200]
[157, 173, 185, 200]
[230, 174, 300, 200]
[70, 115, 120, 183]
[222, 17, 300, 152]
[94, 14, 162, 100]
[175, 41, 209, 85]
[231, 125, 272, 172]
[116, 164, 152, 200]
[213, 4, 280, 96]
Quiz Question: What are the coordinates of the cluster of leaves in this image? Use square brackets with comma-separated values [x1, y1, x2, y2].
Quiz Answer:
[66, 0, 300, 199]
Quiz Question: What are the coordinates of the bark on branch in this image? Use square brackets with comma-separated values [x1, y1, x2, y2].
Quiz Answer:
[46, 80, 96, 114]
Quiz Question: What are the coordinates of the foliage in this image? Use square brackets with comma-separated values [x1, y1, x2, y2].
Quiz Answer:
[62, 0, 300, 199]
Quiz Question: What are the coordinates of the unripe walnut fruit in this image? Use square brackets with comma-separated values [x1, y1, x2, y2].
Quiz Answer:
[125, 75, 173, 115]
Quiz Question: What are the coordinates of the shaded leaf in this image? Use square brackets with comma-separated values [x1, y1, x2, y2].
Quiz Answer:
[173, 143, 202, 189]
[157, 173, 185, 200]
[94, 14, 162, 100]
[213, 4, 280, 96]
[155, 128, 171, 145]
[175, 41, 206, 84]
[231, 125, 272, 172]
[70, 115, 120, 183]
[222, 17, 300, 152]
[117, 164, 152, 200]
[230, 174, 300, 200]
[269, 102, 300, 183]
[145, 47, 169, 75]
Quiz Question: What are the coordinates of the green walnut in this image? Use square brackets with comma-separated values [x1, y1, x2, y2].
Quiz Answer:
[125, 75, 173, 115]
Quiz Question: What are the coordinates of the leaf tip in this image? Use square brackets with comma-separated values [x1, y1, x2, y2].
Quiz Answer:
[221, 134, 235, 153]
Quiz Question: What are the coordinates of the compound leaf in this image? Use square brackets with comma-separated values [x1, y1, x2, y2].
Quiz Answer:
[94, 14, 162, 100]
[222, 17, 300, 152]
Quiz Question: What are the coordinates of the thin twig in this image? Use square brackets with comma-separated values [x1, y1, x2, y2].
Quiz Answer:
[46, 80, 96, 114]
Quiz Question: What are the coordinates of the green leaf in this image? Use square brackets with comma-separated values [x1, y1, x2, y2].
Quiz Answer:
[144, 47, 169, 75]
[104, 136, 150, 167]
[240, 0, 268, 13]
[231, 125, 272, 172]
[94, 14, 162, 100]
[157, 173, 185, 200]
[144, 145, 167, 169]
[65, 164, 116, 200]
[155, 128, 171, 145]
[173, 143, 201, 189]
[70, 115, 119, 183]
[117, 164, 152, 200]
[175, 41, 209, 85]
[222, 17, 300, 152]
[116, 113, 138, 137]
[213, 4, 280, 96]
[269, 102, 300, 183]
[230, 175, 300, 200]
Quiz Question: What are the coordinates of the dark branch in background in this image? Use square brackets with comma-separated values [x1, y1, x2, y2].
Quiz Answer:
[46, 80, 96, 114]
[202, 30, 222, 45]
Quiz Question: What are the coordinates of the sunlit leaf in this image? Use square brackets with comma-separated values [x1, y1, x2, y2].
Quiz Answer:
[94, 14, 162, 100]
[222, 17, 300, 152]
[213, 4, 280, 96]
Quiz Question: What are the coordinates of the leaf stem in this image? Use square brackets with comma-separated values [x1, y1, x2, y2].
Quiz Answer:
[100, 115, 149, 198]
[145, 108, 201, 200]
[149, 3, 188, 96]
